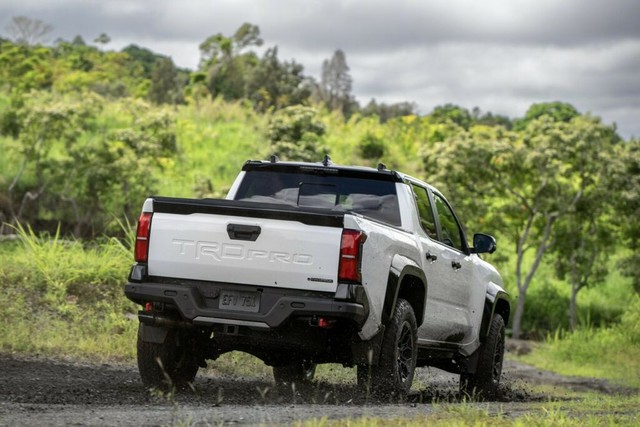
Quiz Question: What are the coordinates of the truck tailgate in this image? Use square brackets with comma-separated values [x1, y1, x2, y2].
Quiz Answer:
[147, 198, 344, 292]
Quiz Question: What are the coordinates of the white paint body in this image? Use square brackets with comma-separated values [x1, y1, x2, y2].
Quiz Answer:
[143, 171, 504, 356]
[148, 213, 341, 293]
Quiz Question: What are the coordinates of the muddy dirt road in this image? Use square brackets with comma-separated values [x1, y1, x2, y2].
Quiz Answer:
[0, 351, 633, 426]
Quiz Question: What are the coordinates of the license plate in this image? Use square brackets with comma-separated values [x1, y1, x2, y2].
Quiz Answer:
[219, 290, 260, 313]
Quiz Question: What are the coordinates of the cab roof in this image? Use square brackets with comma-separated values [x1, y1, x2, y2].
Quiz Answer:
[242, 157, 404, 183]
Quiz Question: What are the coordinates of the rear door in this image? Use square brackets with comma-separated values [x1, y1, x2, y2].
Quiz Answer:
[409, 183, 460, 343]
[147, 201, 343, 293]
[411, 184, 480, 347]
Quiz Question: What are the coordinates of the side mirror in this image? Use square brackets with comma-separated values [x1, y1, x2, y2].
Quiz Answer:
[471, 233, 496, 254]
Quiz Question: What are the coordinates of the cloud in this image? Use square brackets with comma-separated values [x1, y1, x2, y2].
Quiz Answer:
[346, 39, 640, 134]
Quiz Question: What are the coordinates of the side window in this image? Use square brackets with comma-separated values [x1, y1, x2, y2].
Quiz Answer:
[433, 194, 465, 252]
[410, 183, 437, 239]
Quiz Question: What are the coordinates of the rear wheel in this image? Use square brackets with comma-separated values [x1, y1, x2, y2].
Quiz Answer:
[361, 298, 417, 398]
[460, 313, 505, 398]
[137, 326, 199, 390]
[273, 360, 316, 386]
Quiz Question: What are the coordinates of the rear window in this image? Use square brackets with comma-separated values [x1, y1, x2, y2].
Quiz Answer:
[234, 170, 401, 226]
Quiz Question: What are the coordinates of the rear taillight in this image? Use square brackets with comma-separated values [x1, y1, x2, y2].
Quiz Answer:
[338, 229, 367, 283]
[135, 212, 153, 263]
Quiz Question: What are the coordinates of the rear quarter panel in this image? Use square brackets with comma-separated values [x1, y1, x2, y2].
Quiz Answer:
[346, 214, 422, 340]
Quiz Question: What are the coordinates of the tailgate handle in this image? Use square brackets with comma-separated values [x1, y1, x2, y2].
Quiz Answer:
[227, 224, 261, 241]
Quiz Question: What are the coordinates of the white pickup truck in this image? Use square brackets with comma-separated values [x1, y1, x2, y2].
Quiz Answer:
[125, 158, 510, 397]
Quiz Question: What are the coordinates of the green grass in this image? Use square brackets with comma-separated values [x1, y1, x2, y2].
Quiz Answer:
[160, 98, 269, 198]
[520, 295, 640, 389]
[292, 394, 640, 426]
[203, 352, 359, 386]
[487, 243, 634, 337]
[0, 225, 138, 361]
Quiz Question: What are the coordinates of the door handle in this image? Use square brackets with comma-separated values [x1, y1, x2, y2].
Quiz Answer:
[451, 261, 462, 270]
[426, 252, 438, 262]
[227, 224, 261, 241]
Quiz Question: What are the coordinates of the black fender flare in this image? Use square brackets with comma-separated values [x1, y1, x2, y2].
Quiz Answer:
[382, 255, 428, 326]
[479, 290, 510, 341]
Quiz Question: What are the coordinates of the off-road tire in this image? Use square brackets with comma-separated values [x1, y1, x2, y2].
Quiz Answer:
[361, 298, 417, 398]
[460, 313, 505, 398]
[137, 328, 199, 390]
[273, 360, 316, 386]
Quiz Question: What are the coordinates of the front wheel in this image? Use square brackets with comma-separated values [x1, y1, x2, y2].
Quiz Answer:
[460, 313, 505, 398]
[137, 326, 199, 390]
[362, 298, 417, 398]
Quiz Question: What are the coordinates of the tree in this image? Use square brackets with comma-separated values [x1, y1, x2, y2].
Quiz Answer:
[232, 22, 263, 51]
[94, 33, 111, 46]
[361, 99, 417, 123]
[513, 101, 579, 131]
[246, 47, 310, 112]
[423, 114, 618, 338]
[122, 44, 166, 77]
[183, 72, 209, 105]
[1, 90, 178, 236]
[472, 107, 513, 129]
[198, 23, 263, 100]
[429, 104, 473, 130]
[43, 40, 147, 98]
[71, 35, 86, 46]
[72, 102, 177, 228]
[45, 100, 178, 236]
[318, 49, 353, 115]
[359, 132, 385, 160]
[149, 57, 184, 105]
[552, 193, 615, 330]
[0, 40, 54, 91]
[199, 22, 263, 67]
[267, 106, 327, 162]
[206, 53, 258, 100]
[5, 16, 53, 46]
[196, 23, 313, 109]
[505, 116, 617, 338]
[2, 91, 101, 227]
[609, 138, 640, 293]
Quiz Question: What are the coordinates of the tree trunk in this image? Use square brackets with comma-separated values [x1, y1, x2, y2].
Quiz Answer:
[569, 283, 578, 331]
[511, 213, 556, 339]
[511, 290, 527, 339]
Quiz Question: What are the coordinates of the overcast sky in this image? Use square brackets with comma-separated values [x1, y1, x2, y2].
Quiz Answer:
[2, 0, 639, 139]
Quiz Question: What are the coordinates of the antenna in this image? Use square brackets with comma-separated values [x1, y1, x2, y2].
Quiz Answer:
[322, 155, 333, 166]
[377, 162, 387, 171]
[269, 155, 279, 163]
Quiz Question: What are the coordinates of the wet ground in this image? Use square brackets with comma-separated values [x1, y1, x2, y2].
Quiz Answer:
[0, 351, 634, 426]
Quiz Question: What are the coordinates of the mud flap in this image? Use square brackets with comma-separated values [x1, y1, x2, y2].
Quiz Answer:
[460, 349, 480, 375]
[138, 323, 168, 344]
[351, 325, 385, 365]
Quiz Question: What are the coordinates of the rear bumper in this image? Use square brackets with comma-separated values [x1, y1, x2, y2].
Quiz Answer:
[125, 276, 368, 330]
